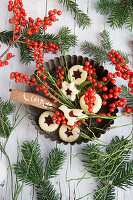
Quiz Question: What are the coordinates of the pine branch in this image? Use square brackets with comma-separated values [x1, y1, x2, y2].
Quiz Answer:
[81, 41, 108, 65]
[96, 0, 133, 31]
[81, 30, 129, 65]
[0, 98, 15, 138]
[94, 182, 115, 200]
[0, 31, 13, 45]
[119, 85, 133, 108]
[14, 141, 66, 200]
[44, 148, 66, 179]
[96, 0, 118, 15]
[113, 160, 133, 189]
[36, 180, 59, 200]
[79, 135, 133, 200]
[14, 140, 44, 185]
[58, 0, 91, 29]
[100, 30, 112, 51]
[19, 43, 34, 64]
[57, 26, 77, 53]
[0, 27, 77, 64]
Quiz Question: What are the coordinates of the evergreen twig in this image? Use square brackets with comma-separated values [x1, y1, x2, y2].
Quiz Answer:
[81, 30, 129, 65]
[96, 0, 133, 31]
[14, 142, 66, 200]
[0, 27, 77, 65]
[0, 98, 15, 138]
[58, 0, 91, 29]
[119, 85, 133, 108]
[75, 134, 133, 200]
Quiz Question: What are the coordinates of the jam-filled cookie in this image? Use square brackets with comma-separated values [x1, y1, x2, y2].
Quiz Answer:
[59, 125, 80, 142]
[68, 65, 87, 85]
[61, 81, 79, 101]
[39, 111, 59, 132]
[80, 94, 102, 114]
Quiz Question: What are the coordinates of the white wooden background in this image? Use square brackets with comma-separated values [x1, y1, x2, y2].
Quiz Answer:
[0, 0, 133, 199]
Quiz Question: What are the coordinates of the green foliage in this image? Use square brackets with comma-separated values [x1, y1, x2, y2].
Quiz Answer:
[0, 31, 13, 45]
[79, 135, 133, 199]
[0, 27, 77, 65]
[81, 41, 108, 65]
[0, 98, 15, 138]
[58, 0, 91, 29]
[96, 0, 133, 31]
[14, 140, 44, 185]
[100, 30, 112, 51]
[81, 30, 129, 65]
[44, 148, 67, 179]
[119, 85, 133, 108]
[14, 141, 66, 200]
[19, 43, 34, 64]
[36, 180, 60, 200]
[57, 26, 77, 53]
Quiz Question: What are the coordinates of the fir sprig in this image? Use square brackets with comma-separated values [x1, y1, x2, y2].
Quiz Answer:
[96, 0, 133, 31]
[58, 0, 91, 29]
[119, 85, 133, 108]
[44, 148, 67, 179]
[81, 30, 129, 65]
[76, 134, 133, 200]
[0, 27, 77, 65]
[14, 141, 66, 200]
[0, 98, 15, 138]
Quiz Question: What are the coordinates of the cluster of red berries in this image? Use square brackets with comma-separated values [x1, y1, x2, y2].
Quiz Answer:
[84, 88, 96, 114]
[8, 0, 27, 40]
[109, 50, 133, 94]
[26, 9, 62, 35]
[8, 0, 62, 40]
[52, 110, 81, 129]
[26, 40, 59, 68]
[55, 66, 66, 88]
[0, 50, 13, 67]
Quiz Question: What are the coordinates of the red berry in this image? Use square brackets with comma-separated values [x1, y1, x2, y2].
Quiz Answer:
[57, 10, 62, 15]
[103, 77, 107, 82]
[98, 83, 103, 88]
[111, 79, 116, 84]
[120, 58, 125, 63]
[9, 19, 13, 24]
[52, 116, 56, 120]
[85, 61, 90, 66]
[102, 100, 107, 105]
[103, 86, 108, 91]
[55, 111, 60, 116]
[97, 118, 101, 123]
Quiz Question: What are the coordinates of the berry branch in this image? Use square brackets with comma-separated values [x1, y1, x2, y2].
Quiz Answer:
[81, 30, 129, 65]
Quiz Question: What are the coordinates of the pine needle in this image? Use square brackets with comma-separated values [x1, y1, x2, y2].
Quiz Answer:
[44, 148, 66, 179]
[81, 30, 129, 65]
[77, 134, 133, 200]
[96, 0, 133, 31]
[119, 85, 133, 108]
[14, 141, 66, 200]
[58, 0, 91, 29]
[0, 27, 77, 65]
[0, 98, 15, 138]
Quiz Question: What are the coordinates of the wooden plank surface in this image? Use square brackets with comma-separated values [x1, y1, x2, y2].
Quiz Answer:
[0, 0, 132, 199]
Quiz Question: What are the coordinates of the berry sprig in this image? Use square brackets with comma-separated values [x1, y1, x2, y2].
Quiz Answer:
[0, 49, 13, 67]
[0, 0, 62, 67]
[84, 88, 96, 114]
[108, 50, 133, 94]
[82, 56, 133, 122]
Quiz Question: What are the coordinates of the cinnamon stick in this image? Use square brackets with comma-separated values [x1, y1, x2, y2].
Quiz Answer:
[9, 89, 58, 112]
